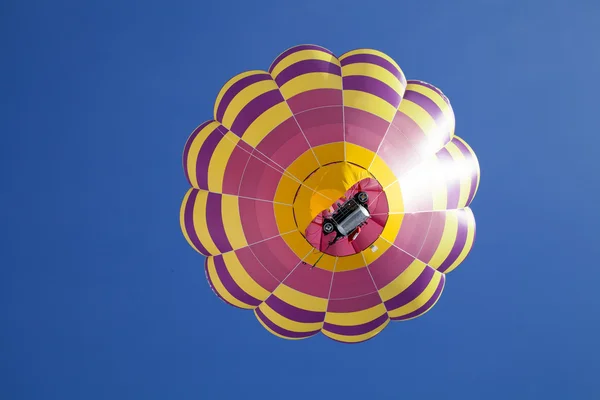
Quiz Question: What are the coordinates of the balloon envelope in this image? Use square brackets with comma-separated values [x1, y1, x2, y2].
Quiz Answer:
[180, 44, 480, 343]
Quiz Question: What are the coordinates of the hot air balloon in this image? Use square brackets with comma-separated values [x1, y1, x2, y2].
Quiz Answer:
[180, 44, 480, 343]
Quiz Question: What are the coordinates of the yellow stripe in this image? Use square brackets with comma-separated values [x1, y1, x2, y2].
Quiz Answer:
[242, 102, 291, 147]
[378, 259, 427, 302]
[342, 63, 403, 95]
[303, 251, 337, 272]
[345, 142, 376, 169]
[258, 303, 322, 333]
[292, 189, 328, 233]
[221, 195, 247, 249]
[280, 230, 314, 261]
[407, 83, 454, 122]
[322, 319, 389, 343]
[344, 90, 397, 122]
[444, 208, 476, 274]
[207, 130, 238, 193]
[271, 50, 340, 79]
[192, 190, 220, 255]
[383, 182, 403, 213]
[274, 283, 328, 311]
[186, 121, 220, 188]
[312, 143, 344, 165]
[378, 213, 404, 244]
[214, 70, 266, 119]
[273, 204, 296, 235]
[368, 155, 397, 188]
[398, 99, 437, 139]
[301, 161, 369, 195]
[254, 310, 303, 340]
[324, 303, 387, 326]
[308, 161, 369, 193]
[388, 272, 443, 318]
[428, 211, 459, 268]
[221, 80, 279, 129]
[279, 73, 342, 100]
[222, 252, 270, 302]
[339, 49, 403, 76]
[180, 189, 200, 253]
[273, 174, 300, 205]
[445, 141, 471, 208]
[206, 257, 252, 309]
[286, 148, 320, 182]
[335, 253, 365, 272]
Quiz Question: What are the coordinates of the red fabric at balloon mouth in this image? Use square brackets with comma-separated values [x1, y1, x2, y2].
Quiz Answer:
[304, 177, 389, 256]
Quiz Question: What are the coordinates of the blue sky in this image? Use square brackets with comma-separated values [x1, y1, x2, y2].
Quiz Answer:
[2, 0, 599, 399]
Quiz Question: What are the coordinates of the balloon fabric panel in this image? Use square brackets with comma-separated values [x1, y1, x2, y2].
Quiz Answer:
[180, 44, 480, 343]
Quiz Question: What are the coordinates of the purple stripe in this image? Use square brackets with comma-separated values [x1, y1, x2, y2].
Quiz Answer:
[341, 54, 405, 86]
[183, 121, 212, 185]
[213, 255, 261, 307]
[384, 265, 435, 311]
[329, 336, 375, 344]
[275, 59, 341, 87]
[183, 190, 210, 256]
[206, 193, 233, 253]
[255, 308, 320, 338]
[392, 274, 445, 321]
[403, 90, 445, 125]
[323, 313, 388, 336]
[216, 74, 272, 122]
[230, 89, 284, 137]
[407, 80, 450, 106]
[436, 148, 460, 209]
[343, 75, 401, 107]
[438, 213, 468, 273]
[453, 138, 479, 205]
[266, 295, 325, 323]
[204, 259, 237, 307]
[194, 127, 223, 190]
[269, 44, 335, 73]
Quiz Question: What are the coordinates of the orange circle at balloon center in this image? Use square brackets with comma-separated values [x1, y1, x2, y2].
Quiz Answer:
[292, 162, 370, 230]
[292, 162, 389, 256]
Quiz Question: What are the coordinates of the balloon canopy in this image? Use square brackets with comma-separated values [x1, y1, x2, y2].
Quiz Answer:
[180, 44, 480, 343]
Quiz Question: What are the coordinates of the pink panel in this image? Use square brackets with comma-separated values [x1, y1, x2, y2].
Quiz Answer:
[329, 268, 377, 299]
[288, 88, 343, 114]
[327, 291, 382, 312]
[234, 247, 280, 290]
[238, 155, 283, 201]
[250, 236, 300, 281]
[368, 246, 415, 289]
[295, 106, 344, 147]
[283, 264, 333, 298]
[377, 124, 422, 178]
[238, 198, 279, 244]
[255, 117, 309, 170]
[344, 107, 389, 152]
